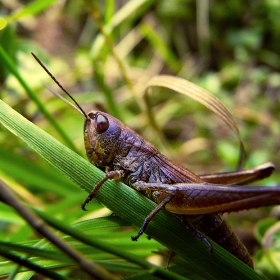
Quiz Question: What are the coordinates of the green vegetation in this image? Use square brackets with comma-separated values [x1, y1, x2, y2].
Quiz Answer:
[0, 0, 279, 279]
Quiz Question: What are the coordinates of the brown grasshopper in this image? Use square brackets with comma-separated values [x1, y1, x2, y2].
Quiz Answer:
[32, 53, 280, 269]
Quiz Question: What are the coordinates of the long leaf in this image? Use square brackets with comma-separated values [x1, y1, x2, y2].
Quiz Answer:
[145, 75, 246, 170]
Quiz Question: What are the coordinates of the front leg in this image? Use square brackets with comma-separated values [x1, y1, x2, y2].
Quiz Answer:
[81, 169, 125, 210]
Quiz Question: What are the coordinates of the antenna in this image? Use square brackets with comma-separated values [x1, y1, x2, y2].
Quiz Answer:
[44, 83, 84, 113]
[31, 52, 87, 118]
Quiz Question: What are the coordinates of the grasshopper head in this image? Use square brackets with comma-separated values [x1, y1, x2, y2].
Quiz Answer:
[84, 111, 122, 168]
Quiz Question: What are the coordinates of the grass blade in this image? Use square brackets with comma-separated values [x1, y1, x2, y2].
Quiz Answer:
[145, 75, 246, 169]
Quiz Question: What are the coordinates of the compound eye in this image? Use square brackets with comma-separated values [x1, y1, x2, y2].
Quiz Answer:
[95, 114, 109, 133]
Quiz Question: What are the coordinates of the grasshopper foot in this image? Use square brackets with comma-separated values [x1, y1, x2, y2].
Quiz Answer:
[81, 203, 88, 211]
[131, 229, 144, 241]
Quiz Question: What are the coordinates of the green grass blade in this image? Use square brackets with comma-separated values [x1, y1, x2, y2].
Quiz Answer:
[0, 241, 71, 262]
[89, 0, 155, 59]
[0, 45, 78, 153]
[139, 23, 182, 73]
[0, 247, 67, 280]
[5, 0, 57, 23]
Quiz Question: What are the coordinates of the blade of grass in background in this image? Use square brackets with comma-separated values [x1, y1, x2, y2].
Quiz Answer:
[0, 45, 79, 153]
[89, 0, 155, 59]
[139, 22, 182, 73]
[145, 75, 247, 170]
[4, 0, 57, 23]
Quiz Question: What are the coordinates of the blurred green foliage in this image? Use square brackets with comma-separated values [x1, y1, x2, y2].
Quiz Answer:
[0, 0, 279, 279]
